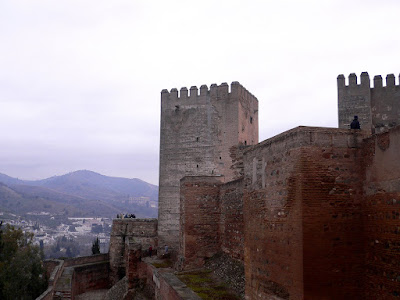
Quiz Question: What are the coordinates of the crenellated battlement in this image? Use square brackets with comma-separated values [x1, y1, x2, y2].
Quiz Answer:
[159, 80, 258, 250]
[338, 71, 400, 134]
[161, 81, 257, 102]
[337, 72, 400, 88]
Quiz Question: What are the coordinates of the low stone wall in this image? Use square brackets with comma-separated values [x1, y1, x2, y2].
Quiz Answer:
[139, 262, 201, 300]
[36, 260, 64, 300]
[72, 260, 111, 298]
[64, 253, 109, 267]
[38, 255, 111, 300]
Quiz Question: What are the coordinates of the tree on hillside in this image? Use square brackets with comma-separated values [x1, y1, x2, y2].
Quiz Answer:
[92, 237, 100, 255]
[0, 222, 47, 299]
[48, 236, 80, 259]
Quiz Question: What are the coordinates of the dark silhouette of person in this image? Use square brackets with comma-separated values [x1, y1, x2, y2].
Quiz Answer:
[350, 116, 360, 129]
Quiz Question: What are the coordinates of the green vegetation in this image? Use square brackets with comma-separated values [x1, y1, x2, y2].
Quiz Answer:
[177, 270, 240, 300]
[0, 221, 47, 300]
[151, 259, 173, 268]
[48, 235, 80, 258]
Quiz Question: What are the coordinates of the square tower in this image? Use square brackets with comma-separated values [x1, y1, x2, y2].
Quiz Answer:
[338, 72, 400, 133]
[158, 82, 259, 250]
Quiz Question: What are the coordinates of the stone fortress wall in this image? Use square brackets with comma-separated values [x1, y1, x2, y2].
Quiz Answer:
[338, 72, 400, 134]
[54, 73, 399, 300]
[174, 74, 400, 299]
[158, 82, 258, 251]
[108, 218, 157, 284]
[243, 127, 368, 299]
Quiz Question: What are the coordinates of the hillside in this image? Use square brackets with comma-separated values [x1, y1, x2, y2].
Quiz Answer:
[0, 171, 158, 218]
[34, 170, 158, 202]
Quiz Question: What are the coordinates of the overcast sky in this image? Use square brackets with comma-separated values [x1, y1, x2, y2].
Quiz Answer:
[0, 0, 399, 185]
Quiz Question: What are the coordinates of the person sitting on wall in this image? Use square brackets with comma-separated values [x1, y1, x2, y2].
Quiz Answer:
[350, 115, 361, 129]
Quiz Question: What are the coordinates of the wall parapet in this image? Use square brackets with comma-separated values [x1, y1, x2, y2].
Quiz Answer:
[244, 126, 369, 156]
[36, 259, 64, 300]
[161, 81, 257, 102]
[64, 253, 109, 267]
[337, 72, 400, 88]
[140, 261, 202, 300]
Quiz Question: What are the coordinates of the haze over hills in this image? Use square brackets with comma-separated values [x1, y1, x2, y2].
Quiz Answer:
[0, 170, 158, 218]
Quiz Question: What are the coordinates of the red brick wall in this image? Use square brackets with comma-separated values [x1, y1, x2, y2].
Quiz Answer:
[220, 178, 244, 261]
[301, 146, 364, 299]
[72, 261, 110, 297]
[180, 176, 222, 270]
[362, 127, 400, 299]
[244, 143, 304, 300]
[179, 176, 245, 270]
[243, 127, 367, 300]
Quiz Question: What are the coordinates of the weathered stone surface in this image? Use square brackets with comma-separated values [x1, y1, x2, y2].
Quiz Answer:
[338, 72, 400, 133]
[158, 82, 258, 250]
[243, 127, 369, 299]
[179, 176, 223, 270]
[109, 218, 157, 284]
[204, 253, 245, 299]
[104, 277, 127, 300]
[362, 126, 400, 299]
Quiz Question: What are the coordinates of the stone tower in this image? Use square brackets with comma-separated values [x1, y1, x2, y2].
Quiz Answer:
[158, 82, 259, 250]
[338, 72, 400, 133]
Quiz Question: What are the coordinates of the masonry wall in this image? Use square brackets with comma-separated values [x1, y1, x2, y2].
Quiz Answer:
[139, 262, 202, 300]
[37, 260, 64, 300]
[220, 178, 244, 261]
[300, 144, 364, 299]
[159, 82, 258, 250]
[362, 126, 400, 299]
[64, 253, 109, 267]
[243, 129, 305, 300]
[179, 176, 222, 270]
[72, 261, 110, 298]
[338, 72, 400, 133]
[109, 219, 157, 284]
[243, 127, 368, 300]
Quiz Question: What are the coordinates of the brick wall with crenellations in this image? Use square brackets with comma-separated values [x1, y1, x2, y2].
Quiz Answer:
[243, 126, 368, 300]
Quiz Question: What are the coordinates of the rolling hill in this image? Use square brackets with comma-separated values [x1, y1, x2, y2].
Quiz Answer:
[0, 170, 158, 218]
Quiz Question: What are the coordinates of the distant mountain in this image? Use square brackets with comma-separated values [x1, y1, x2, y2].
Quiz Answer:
[0, 173, 25, 186]
[0, 182, 120, 217]
[0, 170, 158, 218]
[34, 170, 158, 202]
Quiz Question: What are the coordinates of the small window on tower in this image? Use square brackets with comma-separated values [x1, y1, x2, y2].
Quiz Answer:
[250, 117, 253, 124]
[196, 137, 199, 142]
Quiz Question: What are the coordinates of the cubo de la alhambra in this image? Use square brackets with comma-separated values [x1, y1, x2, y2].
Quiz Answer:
[41, 73, 400, 300]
